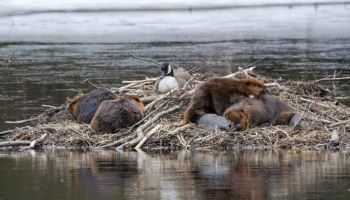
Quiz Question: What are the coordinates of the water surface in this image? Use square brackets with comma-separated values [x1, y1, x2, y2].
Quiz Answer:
[1, 150, 350, 200]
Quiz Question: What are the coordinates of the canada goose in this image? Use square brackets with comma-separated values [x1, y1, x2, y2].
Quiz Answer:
[156, 63, 191, 93]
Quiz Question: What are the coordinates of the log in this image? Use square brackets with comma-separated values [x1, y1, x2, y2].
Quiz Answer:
[0, 141, 32, 148]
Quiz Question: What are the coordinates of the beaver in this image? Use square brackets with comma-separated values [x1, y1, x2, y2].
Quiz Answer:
[183, 77, 265, 123]
[91, 95, 145, 134]
[68, 88, 117, 123]
[223, 95, 302, 131]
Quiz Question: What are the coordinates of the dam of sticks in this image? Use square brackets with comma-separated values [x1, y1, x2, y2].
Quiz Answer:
[1, 66, 350, 151]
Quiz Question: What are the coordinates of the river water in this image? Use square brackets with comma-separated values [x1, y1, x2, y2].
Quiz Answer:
[1, 150, 350, 200]
[0, 1, 350, 199]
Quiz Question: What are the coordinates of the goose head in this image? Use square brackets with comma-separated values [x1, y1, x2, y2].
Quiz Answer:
[160, 63, 174, 79]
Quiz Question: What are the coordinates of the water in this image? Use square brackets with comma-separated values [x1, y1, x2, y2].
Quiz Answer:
[1, 150, 350, 200]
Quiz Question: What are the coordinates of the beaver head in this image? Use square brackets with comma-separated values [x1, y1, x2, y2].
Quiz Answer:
[123, 95, 145, 113]
[223, 103, 249, 131]
[239, 78, 266, 98]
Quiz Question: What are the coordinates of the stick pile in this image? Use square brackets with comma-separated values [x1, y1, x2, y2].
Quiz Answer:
[1, 69, 350, 151]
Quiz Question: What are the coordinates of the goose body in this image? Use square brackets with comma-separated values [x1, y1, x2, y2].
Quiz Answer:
[156, 63, 191, 93]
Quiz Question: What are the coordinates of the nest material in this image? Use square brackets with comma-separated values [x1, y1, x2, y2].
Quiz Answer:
[2, 70, 350, 151]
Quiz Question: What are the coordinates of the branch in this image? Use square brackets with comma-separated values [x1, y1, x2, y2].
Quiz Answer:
[129, 52, 161, 65]
[144, 89, 178, 112]
[116, 105, 181, 151]
[0, 141, 32, 148]
[5, 117, 38, 124]
[83, 79, 98, 89]
[135, 124, 162, 150]
[313, 76, 350, 83]
[99, 135, 134, 149]
[0, 130, 14, 137]
[329, 119, 350, 128]
[223, 66, 256, 78]
[21, 133, 48, 150]
[167, 124, 193, 135]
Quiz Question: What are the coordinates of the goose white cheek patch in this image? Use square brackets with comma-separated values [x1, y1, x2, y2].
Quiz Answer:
[167, 65, 172, 75]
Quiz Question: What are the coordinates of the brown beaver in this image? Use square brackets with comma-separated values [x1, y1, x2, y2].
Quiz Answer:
[91, 95, 145, 134]
[223, 95, 302, 131]
[183, 77, 265, 123]
[68, 88, 117, 123]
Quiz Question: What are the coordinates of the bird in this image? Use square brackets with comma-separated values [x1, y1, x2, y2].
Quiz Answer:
[156, 63, 191, 93]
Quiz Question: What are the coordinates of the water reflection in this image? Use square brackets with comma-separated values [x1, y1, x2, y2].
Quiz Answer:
[1, 150, 350, 200]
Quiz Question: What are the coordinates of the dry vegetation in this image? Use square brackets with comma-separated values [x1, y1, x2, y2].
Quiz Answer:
[1, 67, 350, 151]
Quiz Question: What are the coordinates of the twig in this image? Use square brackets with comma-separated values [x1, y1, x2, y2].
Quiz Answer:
[83, 79, 98, 89]
[122, 78, 157, 84]
[21, 133, 48, 150]
[135, 125, 162, 150]
[313, 76, 350, 83]
[299, 97, 330, 108]
[0, 130, 14, 137]
[126, 102, 167, 134]
[116, 105, 181, 151]
[144, 89, 178, 112]
[41, 104, 57, 109]
[0, 141, 32, 148]
[167, 124, 193, 135]
[329, 119, 350, 128]
[5, 117, 38, 124]
[99, 135, 134, 149]
[140, 95, 158, 104]
[129, 52, 161, 65]
[242, 56, 268, 69]
[223, 66, 256, 78]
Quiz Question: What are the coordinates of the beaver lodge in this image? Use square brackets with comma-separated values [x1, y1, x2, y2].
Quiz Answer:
[1, 66, 350, 151]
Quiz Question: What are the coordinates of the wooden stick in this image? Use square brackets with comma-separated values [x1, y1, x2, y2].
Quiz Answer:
[21, 133, 48, 150]
[144, 89, 178, 112]
[83, 79, 98, 89]
[135, 125, 161, 150]
[242, 56, 268, 69]
[0, 141, 32, 148]
[99, 135, 134, 149]
[299, 97, 330, 108]
[122, 78, 157, 84]
[329, 119, 350, 128]
[129, 52, 161, 65]
[5, 117, 38, 124]
[0, 130, 14, 137]
[140, 95, 158, 104]
[223, 66, 256, 78]
[41, 104, 57, 109]
[313, 76, 350, 83]
[116, 105, 180, 151]
[167, 124, 193, 135]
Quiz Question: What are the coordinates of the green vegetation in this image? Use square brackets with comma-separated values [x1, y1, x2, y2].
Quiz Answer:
[0, 41, 12, 48]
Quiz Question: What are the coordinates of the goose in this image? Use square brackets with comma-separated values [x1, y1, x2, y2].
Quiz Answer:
[156, 63, 191, 93]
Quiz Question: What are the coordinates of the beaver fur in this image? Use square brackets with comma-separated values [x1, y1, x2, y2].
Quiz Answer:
[68, 88, 117, 123]
[91, 95, 144, 134]
[223, 95, 301, 130]
[184, 77, 265, 123]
